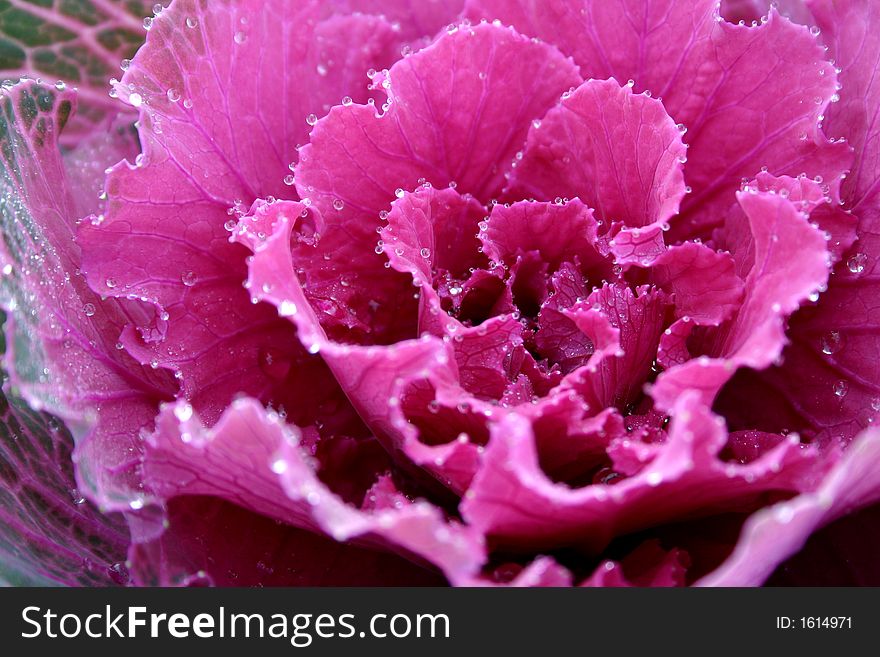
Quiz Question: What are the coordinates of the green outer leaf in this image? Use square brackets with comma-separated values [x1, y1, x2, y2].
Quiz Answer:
[0, 79, 75, 415]
[0, 312, 130, 586]
[0, 76, 133, 586]
[0, 0, 151, 143]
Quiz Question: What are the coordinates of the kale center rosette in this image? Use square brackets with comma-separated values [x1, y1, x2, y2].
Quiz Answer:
[2, 0, 880, 586]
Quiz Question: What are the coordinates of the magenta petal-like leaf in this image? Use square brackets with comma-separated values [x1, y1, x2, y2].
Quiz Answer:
[560, 284, 669, 410]
[462, 391, 822, 554]
[4, 0, 880, 588]
[649, 242, 744, 326]
[235, 198, 494, 492]
[113, 0, 401, 201]
[700, 429, 880, 586]
[714, 0, 880, 445]
[465, 0, 719, 102]
[582, 540, 689, 587]
[468, 1, 852, 239]
[128, 496, 446, 586]
[142, 398, 484, 584]
[508, 78, 686, 240]
[295, 21, 582, 214]
[652, 189, 831, 411]
[79, 0, 407, 425]
[330, 0, 465, 40]
[481, 199, 611, 278]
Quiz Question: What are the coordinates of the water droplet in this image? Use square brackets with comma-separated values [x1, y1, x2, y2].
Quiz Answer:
[129, 498, 145, 510]
[183, 98, 193, 109]
[108, 562, 130, 585]
[279, 300, 297, 317]
[820, 330, 842, 355]
[283, 174, 295, 186]
[775, 504, 795, 523]
[105, 278, 117, 289]
[341, 96, 352, 106]
[174, 403, 193, 423]
[420, 247, 431, 259]
[395, 188, 405, 199]
[833, 380, 849, 398]
[234, 31, 247, 44]
[181, 270, 197, 287]
[143, 16, 153, 30]
[847, 252, 868, 274]
[120, 59, 131, 71]
[306, 113, 318, 126]
[332, 198, 345, 211]
[316, 63, 328, 76]
[83, 303, 96, 317]
[129, 92, 143, 108]
[166, 87, 180, 102]
[186, 16, 198, 28]
[70, 488, 85, 505]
